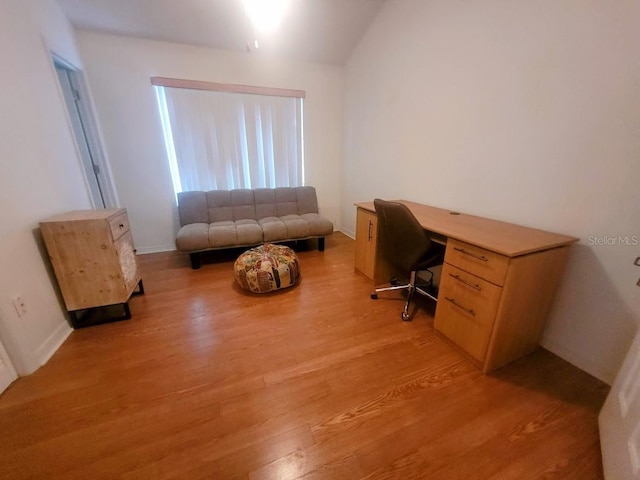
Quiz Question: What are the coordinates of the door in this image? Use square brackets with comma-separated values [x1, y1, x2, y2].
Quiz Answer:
[600, 256, 640, 479]
[0, 336, 18, 395]
[600, 331, 640, 479]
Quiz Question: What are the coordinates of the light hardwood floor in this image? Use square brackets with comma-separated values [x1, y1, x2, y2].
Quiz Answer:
[0, 233, 608, 479]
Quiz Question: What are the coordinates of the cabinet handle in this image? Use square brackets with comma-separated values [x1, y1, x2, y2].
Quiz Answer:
[453, 247, 488, 262]
[445, 297, 476, 316]
[119, 224, 124, 229]
[449, 273, 481, 291]
[367, 220, 373, 241]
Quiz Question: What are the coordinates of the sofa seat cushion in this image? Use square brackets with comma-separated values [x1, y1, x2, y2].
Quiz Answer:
[176, 223, 210, 252]
[280, 215, 311, 238]
[258, 217, 288, 242]
[209, 219, 263, 248]
[259, 215, 315, 241]
[301, 213, 334, 236]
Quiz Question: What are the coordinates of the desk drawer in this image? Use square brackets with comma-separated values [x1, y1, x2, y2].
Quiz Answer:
[434, 263, 503, 363]
[445, 239, 509, 286]
[108, 211, 130, 241]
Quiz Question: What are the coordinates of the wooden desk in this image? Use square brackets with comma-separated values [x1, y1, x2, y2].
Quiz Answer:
[354, 201, 578, 373]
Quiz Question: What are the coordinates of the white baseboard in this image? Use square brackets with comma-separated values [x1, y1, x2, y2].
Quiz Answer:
[136, 245, 176, 254]
[136, 231, 353, 255]
[36, 320, 72, 367]
[341, 228, 355, 240]
[137, 233, 352, 254]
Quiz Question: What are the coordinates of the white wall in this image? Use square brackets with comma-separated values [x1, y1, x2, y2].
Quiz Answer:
[74, 31, 344, 253]
[343, 0, 640, 383]
[0, 0, 93, 374]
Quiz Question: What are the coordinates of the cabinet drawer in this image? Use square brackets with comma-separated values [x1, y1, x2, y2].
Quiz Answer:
[445, 239, 509, 286]
[108, 211, 130, 241]
[434, 263, 503, 363]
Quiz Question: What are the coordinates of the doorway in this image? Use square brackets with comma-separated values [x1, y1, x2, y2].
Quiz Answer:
[54, 58, 117, 208]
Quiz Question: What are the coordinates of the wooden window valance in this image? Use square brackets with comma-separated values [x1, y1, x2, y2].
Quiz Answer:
[150, 76, 305, 99]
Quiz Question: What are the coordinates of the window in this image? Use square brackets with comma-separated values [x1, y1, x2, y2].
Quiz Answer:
[153, 77, 305, 197]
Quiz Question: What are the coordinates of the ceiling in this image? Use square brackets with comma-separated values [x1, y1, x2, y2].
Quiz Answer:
[56, 0, 387, 65]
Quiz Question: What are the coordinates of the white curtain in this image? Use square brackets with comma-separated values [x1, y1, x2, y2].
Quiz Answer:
[158, 86, 303, 192]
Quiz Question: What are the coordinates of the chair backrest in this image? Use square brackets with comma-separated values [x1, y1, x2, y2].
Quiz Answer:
[374, 199, 433, 273]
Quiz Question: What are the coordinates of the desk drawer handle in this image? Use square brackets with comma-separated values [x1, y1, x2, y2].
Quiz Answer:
[367, 220, 373, 241]
[445, 297, 476, 316]
[453, 247, 488, 262]
[449, 273, 481, 291]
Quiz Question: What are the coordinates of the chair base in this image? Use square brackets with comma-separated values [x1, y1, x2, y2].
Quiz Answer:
[371, 270, 438, 321]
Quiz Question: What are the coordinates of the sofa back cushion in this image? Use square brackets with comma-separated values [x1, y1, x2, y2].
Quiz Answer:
[296, 186, 319, 215]
[276, 188, 299, 216]
[177, 191, 208, 226]
[254, 188, 278, 218]
[206, 189, 257, 222]
[254, 187, 319, 218]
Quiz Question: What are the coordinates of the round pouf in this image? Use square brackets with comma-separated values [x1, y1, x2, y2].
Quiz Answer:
[234, 244, 300, 293]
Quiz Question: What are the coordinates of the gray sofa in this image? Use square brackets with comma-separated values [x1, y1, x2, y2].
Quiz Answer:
[176, 186, 333, 269]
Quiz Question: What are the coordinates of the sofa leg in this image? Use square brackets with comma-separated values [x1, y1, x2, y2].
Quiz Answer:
[318, 237, 325, 251]
[190, 253, 201, 270]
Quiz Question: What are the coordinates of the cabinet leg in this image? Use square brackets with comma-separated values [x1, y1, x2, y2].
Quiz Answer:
[132, 279, 145, 296]
[122, 302, 131, 320]
[68, 310, 80, 328]
[67, 302, 132, 328]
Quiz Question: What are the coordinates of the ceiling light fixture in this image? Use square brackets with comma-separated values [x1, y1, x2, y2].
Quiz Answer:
[242, 0, 291, 34]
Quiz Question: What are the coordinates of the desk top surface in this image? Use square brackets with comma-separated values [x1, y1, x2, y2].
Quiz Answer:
[355, 201, 578, 257]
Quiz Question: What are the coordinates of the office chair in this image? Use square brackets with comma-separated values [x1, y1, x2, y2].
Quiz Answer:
[370, 199, 444, 321]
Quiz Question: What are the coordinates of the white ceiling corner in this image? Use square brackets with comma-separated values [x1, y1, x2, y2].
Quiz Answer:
[56, 0, 387, 65]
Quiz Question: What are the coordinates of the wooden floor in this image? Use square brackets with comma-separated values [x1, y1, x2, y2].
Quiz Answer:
[0, 233, 609, 479]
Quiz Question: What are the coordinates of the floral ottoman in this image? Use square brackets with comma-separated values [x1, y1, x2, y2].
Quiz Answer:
[234, 244, 300, 293]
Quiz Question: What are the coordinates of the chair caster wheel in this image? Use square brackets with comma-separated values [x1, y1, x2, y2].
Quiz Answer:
[370, 293, 378, 300]
[401, 312, 411, 321]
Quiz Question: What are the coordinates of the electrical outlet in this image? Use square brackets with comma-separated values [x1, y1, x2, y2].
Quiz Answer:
[12, 296, 27, 317]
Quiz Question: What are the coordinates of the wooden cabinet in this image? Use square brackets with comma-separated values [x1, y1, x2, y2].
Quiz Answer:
[40, 208, 143, 327]
[354, 207, 378, 279]
[434, 239, 570, 372]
